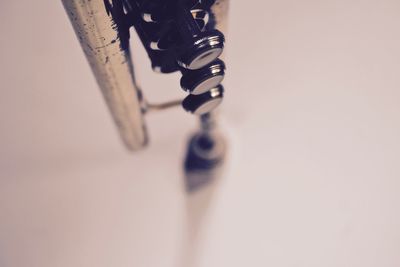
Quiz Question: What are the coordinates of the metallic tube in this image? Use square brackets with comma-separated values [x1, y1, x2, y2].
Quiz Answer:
[62, 0, 148, 151]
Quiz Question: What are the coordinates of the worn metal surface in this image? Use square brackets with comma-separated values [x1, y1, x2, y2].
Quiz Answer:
[61, 0, 228, 151]
[62, 0, 148, 151]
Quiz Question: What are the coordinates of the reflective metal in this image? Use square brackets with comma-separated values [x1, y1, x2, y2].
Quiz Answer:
[62, 0, 230, 162]
[62, 0, 148, 151]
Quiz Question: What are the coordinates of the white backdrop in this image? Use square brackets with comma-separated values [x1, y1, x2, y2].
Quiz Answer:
[1, 1, 400, 267]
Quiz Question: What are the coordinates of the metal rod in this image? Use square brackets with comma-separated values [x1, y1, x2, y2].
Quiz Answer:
[62, 0, 148, 151]
[144, 99, 182, 113]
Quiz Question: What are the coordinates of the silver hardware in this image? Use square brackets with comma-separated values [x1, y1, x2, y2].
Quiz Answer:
[62, 0, 230, 176]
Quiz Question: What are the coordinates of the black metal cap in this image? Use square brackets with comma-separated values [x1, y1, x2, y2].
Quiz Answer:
[176, 30, 224, 70]
[182, 84, 224, 115]
[180, 59, 225, 95]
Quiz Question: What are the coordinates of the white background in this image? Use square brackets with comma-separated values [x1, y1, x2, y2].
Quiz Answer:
[1, 1, 400, 267]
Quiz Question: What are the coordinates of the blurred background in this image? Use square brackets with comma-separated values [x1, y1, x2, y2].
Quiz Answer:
[1, 1, 400, 266]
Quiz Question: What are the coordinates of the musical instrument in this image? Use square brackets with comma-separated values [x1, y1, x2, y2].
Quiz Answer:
[62, 0, 229, 186]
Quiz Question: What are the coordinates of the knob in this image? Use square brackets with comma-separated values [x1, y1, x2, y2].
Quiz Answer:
[184, 131, 227, 192]
[180, 59, 225, 95]
[175, 3, 224, 70]
[182, 85, 224, 115]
